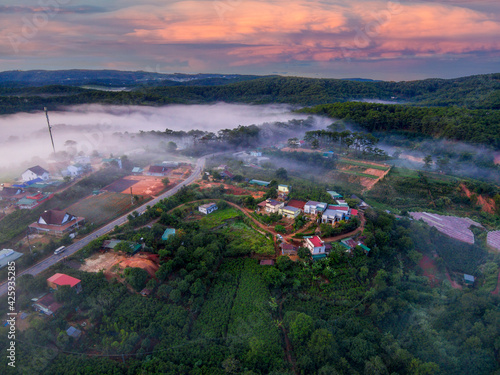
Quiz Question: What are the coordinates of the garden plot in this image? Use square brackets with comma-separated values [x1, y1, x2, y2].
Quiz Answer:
[409, 212, 484, 244]
[487, 231, 500, 251]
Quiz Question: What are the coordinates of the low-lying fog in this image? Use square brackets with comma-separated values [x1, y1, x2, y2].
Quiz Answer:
[0, 103, 328, 174]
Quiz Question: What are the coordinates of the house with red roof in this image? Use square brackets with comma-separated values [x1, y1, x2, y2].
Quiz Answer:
[32, 294, 63, 315]
[287, 199, 307, 211]
[304, 236, 327, 259]
[47, 273, 82, 293]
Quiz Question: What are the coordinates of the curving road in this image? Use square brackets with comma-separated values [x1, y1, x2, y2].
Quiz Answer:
[0, 154, 211, 297]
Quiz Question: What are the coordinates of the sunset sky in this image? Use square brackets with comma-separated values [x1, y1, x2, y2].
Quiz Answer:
[1, 0, 499, 80]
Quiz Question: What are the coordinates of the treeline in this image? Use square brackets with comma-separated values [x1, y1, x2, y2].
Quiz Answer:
[304, 129, 386, 156]
[1, 73, 499, 115]
[302, 102, 500, 148]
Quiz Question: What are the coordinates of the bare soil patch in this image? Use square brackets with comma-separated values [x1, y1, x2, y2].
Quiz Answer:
[460, 183, 496, 214]
[122, 175, 165, 197]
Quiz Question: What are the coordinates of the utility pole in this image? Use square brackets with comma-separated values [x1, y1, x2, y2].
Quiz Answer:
[44, 107, 56, 154]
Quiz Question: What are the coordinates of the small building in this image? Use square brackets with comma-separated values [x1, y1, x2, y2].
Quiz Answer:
[17, 193, 54, 210]
[0, 249, 23, 269]
[29, 210, 85, 236]
[199, 203, 218, 215]
[102, 240, 141, 254]
[220, 170, 234, 179]
[146, 165, 169, 176]
[162, 228, 176, 240]
[22, 165, 50, 182]
[304, 201, 328, 215]
[47, 273, 82, 293]
[66, 326, 82, 339]
[0, 187, 25, 201]
[359, 200, 370, 210]
[327, 191, 343, 199]
[277, 185, 291, 199]
[464, 274, 475, 285]
[305, 236, 327, 259]
[260, 260, 275, 266]
[335, 199, 349, 207]
[131, 167, 143, 174]
[140, 288, 152, 296]
[264, 199, 285, 214]
[102, 158, 122, 169]
[280, 242, 298, 255]
[249, 179, 271, 187]
[322, 151, 335, 158]
[287, 199, 307, 211]
[162, 161, 179, 168]
[62, 164, 89, 177]
[32, 294, 63, 315]
[340, 238, 370, 254]
[280, 205, 301, 219]
[322, 207, 348, 224]
[250, 151, 262, 157]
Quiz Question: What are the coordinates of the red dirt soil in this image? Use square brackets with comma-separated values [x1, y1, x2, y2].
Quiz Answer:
[419, 254, 439, 286]
[198, 181, 265, 199]
[121, 175, 166, 197]
[118, 253, 160, 278]
[460, 183, 496, 214]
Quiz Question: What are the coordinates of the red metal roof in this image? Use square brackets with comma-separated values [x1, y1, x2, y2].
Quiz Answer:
[351, 209, 358, 216]
[309, 236, 323, 247]
[287, 199, 306, 210]
[328, 205, 349, 211]
[47, 273, 81, 288]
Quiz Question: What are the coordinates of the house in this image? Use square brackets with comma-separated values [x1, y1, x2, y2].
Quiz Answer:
[280, 205, 301, 219]
[277, 185, 291, 199]
[249, 179, 271, 187]
[199, 203, 218, 215]
[464, 274, 475, 285]
[22, 165, 50, 182]
[335, 199, 349, 207]
[32, 294, 63, 315]
[322, 207, 348, 224]
[131, 167, 143, 174]
[162, 228, 176, 240]
[17, 192, 54, 210]
[264, 199, 285, 214]
[0, 187, 25, 201]
[102, 240, 141, 254]
[217, 164, 228, 170]
[47, 273, 82, 293]
[250, 151, 262, 157]
[257, 200, 268, 212]
[305, 236, 327, 259]
[29, 209, 85, 236]
[359, 200, 370, 210]
[327, 191, 343, 199]
[220, 170, 235, 179]
[63, 164, 86, 177]
[304, 201, 328, 215]
[280, 242, 298, 255]
[340, 238, 371, 254]
[66, 326, 82, 339]
[146, 165, 169, 176]
[0, 249, 23, 269]
[287, 199, 307, 211]
[322, 151, 335, 158]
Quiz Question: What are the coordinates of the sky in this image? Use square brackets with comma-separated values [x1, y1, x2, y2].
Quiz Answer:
[1, 0, 499, 80]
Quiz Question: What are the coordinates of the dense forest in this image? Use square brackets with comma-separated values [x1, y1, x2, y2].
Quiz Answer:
[301, 102, 500, 149]
[0, 73, 499, 115]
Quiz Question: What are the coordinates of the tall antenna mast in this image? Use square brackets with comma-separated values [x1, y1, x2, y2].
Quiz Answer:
[44, 107, 56, 153]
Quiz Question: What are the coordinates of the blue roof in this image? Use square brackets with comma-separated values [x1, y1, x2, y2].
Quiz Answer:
[162, 228, 176, 240]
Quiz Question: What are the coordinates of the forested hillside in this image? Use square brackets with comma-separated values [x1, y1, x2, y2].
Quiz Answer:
[301, 102, 500, 148]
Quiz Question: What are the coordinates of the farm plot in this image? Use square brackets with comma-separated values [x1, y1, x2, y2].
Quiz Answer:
[487, 231, 500, 251]
[409, 212, 484, 244]
[67, 192, 135, 226]
[102, 178, 138, 193]
[336, 158, 391, 191]
[120, 175, 166, 197]
[219, 222, 275, 256]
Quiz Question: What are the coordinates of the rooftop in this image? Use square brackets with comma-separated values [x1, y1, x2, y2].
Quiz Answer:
[287, 199, 306, 210]
[282, 205, 300, 212]
[309, 236, 323, 247]
[27, 165, 49, 175]
[47, 273, 81, 288]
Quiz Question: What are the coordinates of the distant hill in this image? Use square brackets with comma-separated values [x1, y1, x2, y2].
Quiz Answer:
[0, 70, 265, 87]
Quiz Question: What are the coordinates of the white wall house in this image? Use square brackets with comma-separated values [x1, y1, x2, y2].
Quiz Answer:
[22, 166, 50, 182]
[305, 236, 326, 255]
[199, 203, 218, 215]
[304, 201, 328, 215]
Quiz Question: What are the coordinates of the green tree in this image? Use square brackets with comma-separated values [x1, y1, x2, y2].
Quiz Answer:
[290, 313, 314, 343]
[166, 141, 177, 152]
[123, 267, 149, 291]
[275, 167, 288, 180]
[162, 177, 170, 186]
[423, 155, 433, 170]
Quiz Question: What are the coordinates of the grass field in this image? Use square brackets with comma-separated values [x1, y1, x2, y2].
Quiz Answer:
[67, 192, 136, 226]
[337, 170, 379, 179]
[220, 222, 275, 256]
[199, 208, 242, 229]
[339, 159, 390, 170]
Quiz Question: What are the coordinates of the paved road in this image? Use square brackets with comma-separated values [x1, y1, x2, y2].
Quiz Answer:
[0, 155, 210, 297]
